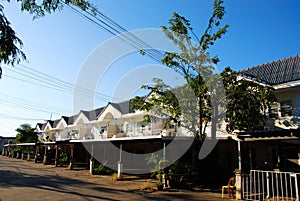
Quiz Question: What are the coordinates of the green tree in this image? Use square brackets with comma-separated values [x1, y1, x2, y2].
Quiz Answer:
[0, 0, 96, 77]
[160, 0, 229, 139]
[132, 0, 229, 140]
[221, 67, 277, 132]
[14, 123, 37, 143]
[132, 1, 229, 170]
[132, 0, 277, 166]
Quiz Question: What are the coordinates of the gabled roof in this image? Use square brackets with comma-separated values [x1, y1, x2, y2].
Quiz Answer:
[239, 55, 300, 85]
[46, 120, 54, 128]
[36, 123, 44, 130]
[51, 116, 69, 129]
[67, 114, 79, 125]
[61, 116, 69, 123]
[41, 123, 47, 130]
[110, 100, 135, 115]
[81, 107, 104, 121]
[52, 119, 61, 128]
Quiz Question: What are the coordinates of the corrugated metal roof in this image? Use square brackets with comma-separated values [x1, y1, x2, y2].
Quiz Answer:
[239, 55, 300, 85]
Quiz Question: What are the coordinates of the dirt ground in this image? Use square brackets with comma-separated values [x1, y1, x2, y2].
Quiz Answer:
[0, 156, 233, 201]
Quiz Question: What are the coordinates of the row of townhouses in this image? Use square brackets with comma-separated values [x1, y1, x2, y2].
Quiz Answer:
[34, 55, 300, 143]
[3, 55, 300, 190]
[35, 99, 179, 142]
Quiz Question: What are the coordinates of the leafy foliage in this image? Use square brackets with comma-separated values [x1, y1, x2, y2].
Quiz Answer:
[59, 151, 69, 164]
[0, 5, 26, 66]
[133, 0, 229, 139]
[134, 0, 276, 139]
[19, 0, 96, 19]
[131, 78, 181, 129]
[159, 1, 229, 138]
[0, 0, 96, 76]
[93, 162, 112, 175]
[146, 153, 167, 180]
[14, 123, 37, 143]
[221, 67, 277, 132]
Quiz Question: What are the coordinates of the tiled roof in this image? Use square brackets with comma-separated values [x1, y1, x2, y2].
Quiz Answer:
[67, 114, 79, 125]
[81, 107, 104, 121]
[47, 120, 54, 128]
[239, 55, 300, 85]
[36, 123, 44, 130]
[41, 123, 47, 130]
[53, 119, 61, 128]
[236, 128, 300, 140]
[61, 116, 69, 125]
[110, 100, 135, 115]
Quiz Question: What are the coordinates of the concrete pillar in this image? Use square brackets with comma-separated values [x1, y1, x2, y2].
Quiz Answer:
[248, 143, 252, 170]
[235, 169, 243, 200]
[55, 145, 59, 167]
[89, 158, 94, 175]
[238, 140, 242, 170]
[43, 146, 47, 165]
[27, 153, 30, 161]
[69, 144, 74, 170]
[34, 145, 38, 163]
[90, 143, 94, 175]
[21, 152, 24, 160]
[163, 142, 166, 161]
[118, 161, 123, 179]
[118, 143, 123, 179]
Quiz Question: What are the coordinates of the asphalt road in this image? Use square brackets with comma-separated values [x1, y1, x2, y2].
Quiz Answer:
[0, 156, 230, 201]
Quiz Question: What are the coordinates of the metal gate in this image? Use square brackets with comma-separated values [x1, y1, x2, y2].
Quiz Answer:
[243, 170, 300, 201]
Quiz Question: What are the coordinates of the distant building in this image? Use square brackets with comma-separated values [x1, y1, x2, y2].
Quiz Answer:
[0, 136, 15, 152]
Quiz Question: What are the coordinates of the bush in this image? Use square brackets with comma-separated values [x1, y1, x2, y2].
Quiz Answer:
[93, 162, 112, 175]
[59, 152, 69, 164]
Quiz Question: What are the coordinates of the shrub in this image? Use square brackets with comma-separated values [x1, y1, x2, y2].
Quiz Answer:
[93, 162, 112, 175]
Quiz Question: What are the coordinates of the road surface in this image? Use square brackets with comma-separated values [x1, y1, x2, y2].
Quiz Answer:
[0, 156, 229, 201]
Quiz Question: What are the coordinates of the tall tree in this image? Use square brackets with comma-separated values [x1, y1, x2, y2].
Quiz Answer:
[132, 0, 229, 140]
[131, 0, 276, 165]
[160, 1, 229, 139]
[0, 0, 96, 77]
[132, 1, 229, 169]
[14, 123, 37, 143]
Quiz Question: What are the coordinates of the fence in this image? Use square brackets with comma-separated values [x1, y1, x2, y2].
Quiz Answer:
[243, 170, 299, 201]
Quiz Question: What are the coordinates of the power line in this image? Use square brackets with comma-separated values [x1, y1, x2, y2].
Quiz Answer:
[18, 64, 119, 101]
[2, 4, 168, 110]
[64, 3, 165, 63]
[0, 91, 71, 114]
[4, 64, 120, 102]
[1, 3, 172, 128]
[0, 113, 46, 121]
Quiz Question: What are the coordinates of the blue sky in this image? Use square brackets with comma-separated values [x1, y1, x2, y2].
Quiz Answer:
[0, 0, 299, 136]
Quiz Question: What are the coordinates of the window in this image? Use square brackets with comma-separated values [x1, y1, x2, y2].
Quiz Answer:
[269, 102, 279, 119]
[280, 100, 293, 117]
[125, 122, 133, 133]
[99, 126, 107, 135]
